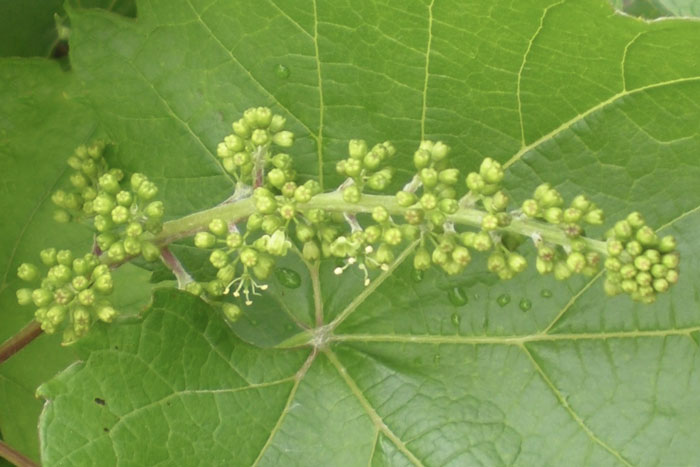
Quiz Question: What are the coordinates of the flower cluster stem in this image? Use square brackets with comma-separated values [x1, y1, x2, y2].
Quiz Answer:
[154, 192, 607, 256]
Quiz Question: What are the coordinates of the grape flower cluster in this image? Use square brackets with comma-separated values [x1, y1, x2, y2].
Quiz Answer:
[15, 142, 165, 343]
[15, 106, 682, 344]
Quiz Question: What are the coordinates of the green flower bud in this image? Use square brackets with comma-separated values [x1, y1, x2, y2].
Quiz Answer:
[400, 224, 419, 241]
[420, 168, 438, 188]
[566, 252, 586, 273]
[604, 257, 621, 272]
[240, 248, 258, 267]
[522, 199, 539, 217]
[95, 233, 116, 251]
[38, 248, 57, 267]
[570, 195, 591, 212]
[254, 196, 277, 215]
[141, 242, 160, 262]
[265, 168, 285, 188]
[342, 185, 361, 204]
[431, 141, 450, 161]
[70, 172, 88, 189]
[409, 247, 429, 271]
[206, 280, 226, 296]
[396, 191, 417, 207]
[221, 233, 240, 250]
[452, 246, 471, 266]
[48, 264, 71, 284]
[613, 220, 632, 239]
[253, 254, 274, 280]
[479, 157, 503, 184]
[662, 252, 680, 269]
[481, 214, 499, 231]
[53, 250, 71, 267]
[438, 169, 459, 186]
[487, 252, 507, 273]
[223, 134, 244, 153]
[620, 264, 636, 280]
[466, 232, 489, 251]
[657, 235, 676, 253]
[94, 274, 114, 294]
[583, 209, 604, 225]
[232, 118, 251, 138]
[666, 269, 679, 284]
[508, 253, 527, 273]
[428, 211, 446, 227]
[371, 244, 392, 265]
[123, 237, 141, 256]
[92, 264, 110, 278]
[107, 241, 126, 262]
[137, 181, 158, 200]
[266, 230, 290, 256]
[363, 151, 382, 170]
[607, 239, 623, 256]
[96, 305, 117, 323]
[126, 222, 144, 238]
[46, 305, 67, 326]
[250, 129, 268, 146]
[222, 303, 242, 322]
[563, 208, 582, 224]
[633, 255, 651, 272]
[298, 240, 318, 261]
[543, 207, 563, 224]
[651, 263, 667, 278]
[260, 215, 281, 234]
[16, 288, 33, 306]
[99, 173, 120, 194]
[635, 226, 658, 247]
[204, 218, 227, 237]
[77, 289, 95, 306]
[459, 232, 475, 248]
[111, 205, 129, 224]
[272, 131, 294, 147]
[31, 288, 52, 307]
[621, 279, 638, 294]
[367, 173, 390, 191]
[626, 240, 643, 257]
[536, 257, 554, 274]
[553, 261, 572, 280]
[413, 149, 431, 169]
[651, 278, 668, 293]
[246, 213, 263, 232]
[270, 114, 286, 133]
[70, 274, 88, 292]
[216, 264, 236, 283]
[570, 238, 587, 252]
[403, 208, 423, 225]
[53, 286, 73, 305]
[209, 249, 229, 269]
[636, 271, 652, 287]
[439, 198, 458, 214]
[465, 172, 485, 193]
[232, 151, 250, 167]
[383, 227, 402, 246]
[184, 282, 203, 296]
[115, 190, 133, 207]
[17, 263, 40, 282]
[420, 193, 437, 211]
[371, 206, 389, 223]
[489, 191, 508, 212]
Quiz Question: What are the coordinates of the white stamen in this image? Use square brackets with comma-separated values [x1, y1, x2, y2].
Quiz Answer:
[365, 245, 373, 254]
[347, 257, 357, 265]
[380, 264, 390, 271]
[334, 267, 343, 275]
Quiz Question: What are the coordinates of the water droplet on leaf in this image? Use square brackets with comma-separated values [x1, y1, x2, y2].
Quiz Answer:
[275, 267, 301, 289]
[411, 268, 424, 283]
[275, 64, 290, 79]
[451, 313, 461, 327]
[519, 298, 532, 312]
[540, 289, 553, 298]
[447, 286, 468, 306]
[496, 293, 511, 307]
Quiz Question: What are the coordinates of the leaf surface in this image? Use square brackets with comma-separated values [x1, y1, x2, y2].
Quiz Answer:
[32, 0, 700, 465]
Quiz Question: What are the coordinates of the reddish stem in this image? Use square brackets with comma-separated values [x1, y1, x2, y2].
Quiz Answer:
[0, 440, 38, 467]
[0, 321, 42, 366]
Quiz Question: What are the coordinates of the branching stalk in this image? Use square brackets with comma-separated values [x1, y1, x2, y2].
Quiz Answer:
[0, 321, 42, 365]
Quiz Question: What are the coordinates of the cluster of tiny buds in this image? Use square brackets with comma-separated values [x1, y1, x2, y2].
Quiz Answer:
[337, 139, 396, 202]
[51, 141, 164, 263]
[14, 107, 682, 347]
[603, 212, 679, 303]
[216, 106, 294, 186]
[16, 249, 116, 344]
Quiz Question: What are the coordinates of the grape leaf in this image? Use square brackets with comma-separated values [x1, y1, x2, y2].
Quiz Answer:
[0, 0, 136, 58]
[29, 0, 700, 465]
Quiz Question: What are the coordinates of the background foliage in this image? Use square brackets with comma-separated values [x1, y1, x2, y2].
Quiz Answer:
[1, 0, 699, 465]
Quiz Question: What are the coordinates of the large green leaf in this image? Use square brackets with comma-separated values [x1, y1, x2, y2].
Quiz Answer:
[611, 0, 700, 18]
[27, 0, 700, 464]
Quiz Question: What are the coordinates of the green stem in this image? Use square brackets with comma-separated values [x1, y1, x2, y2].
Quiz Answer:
[153, 192, 607, 255]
